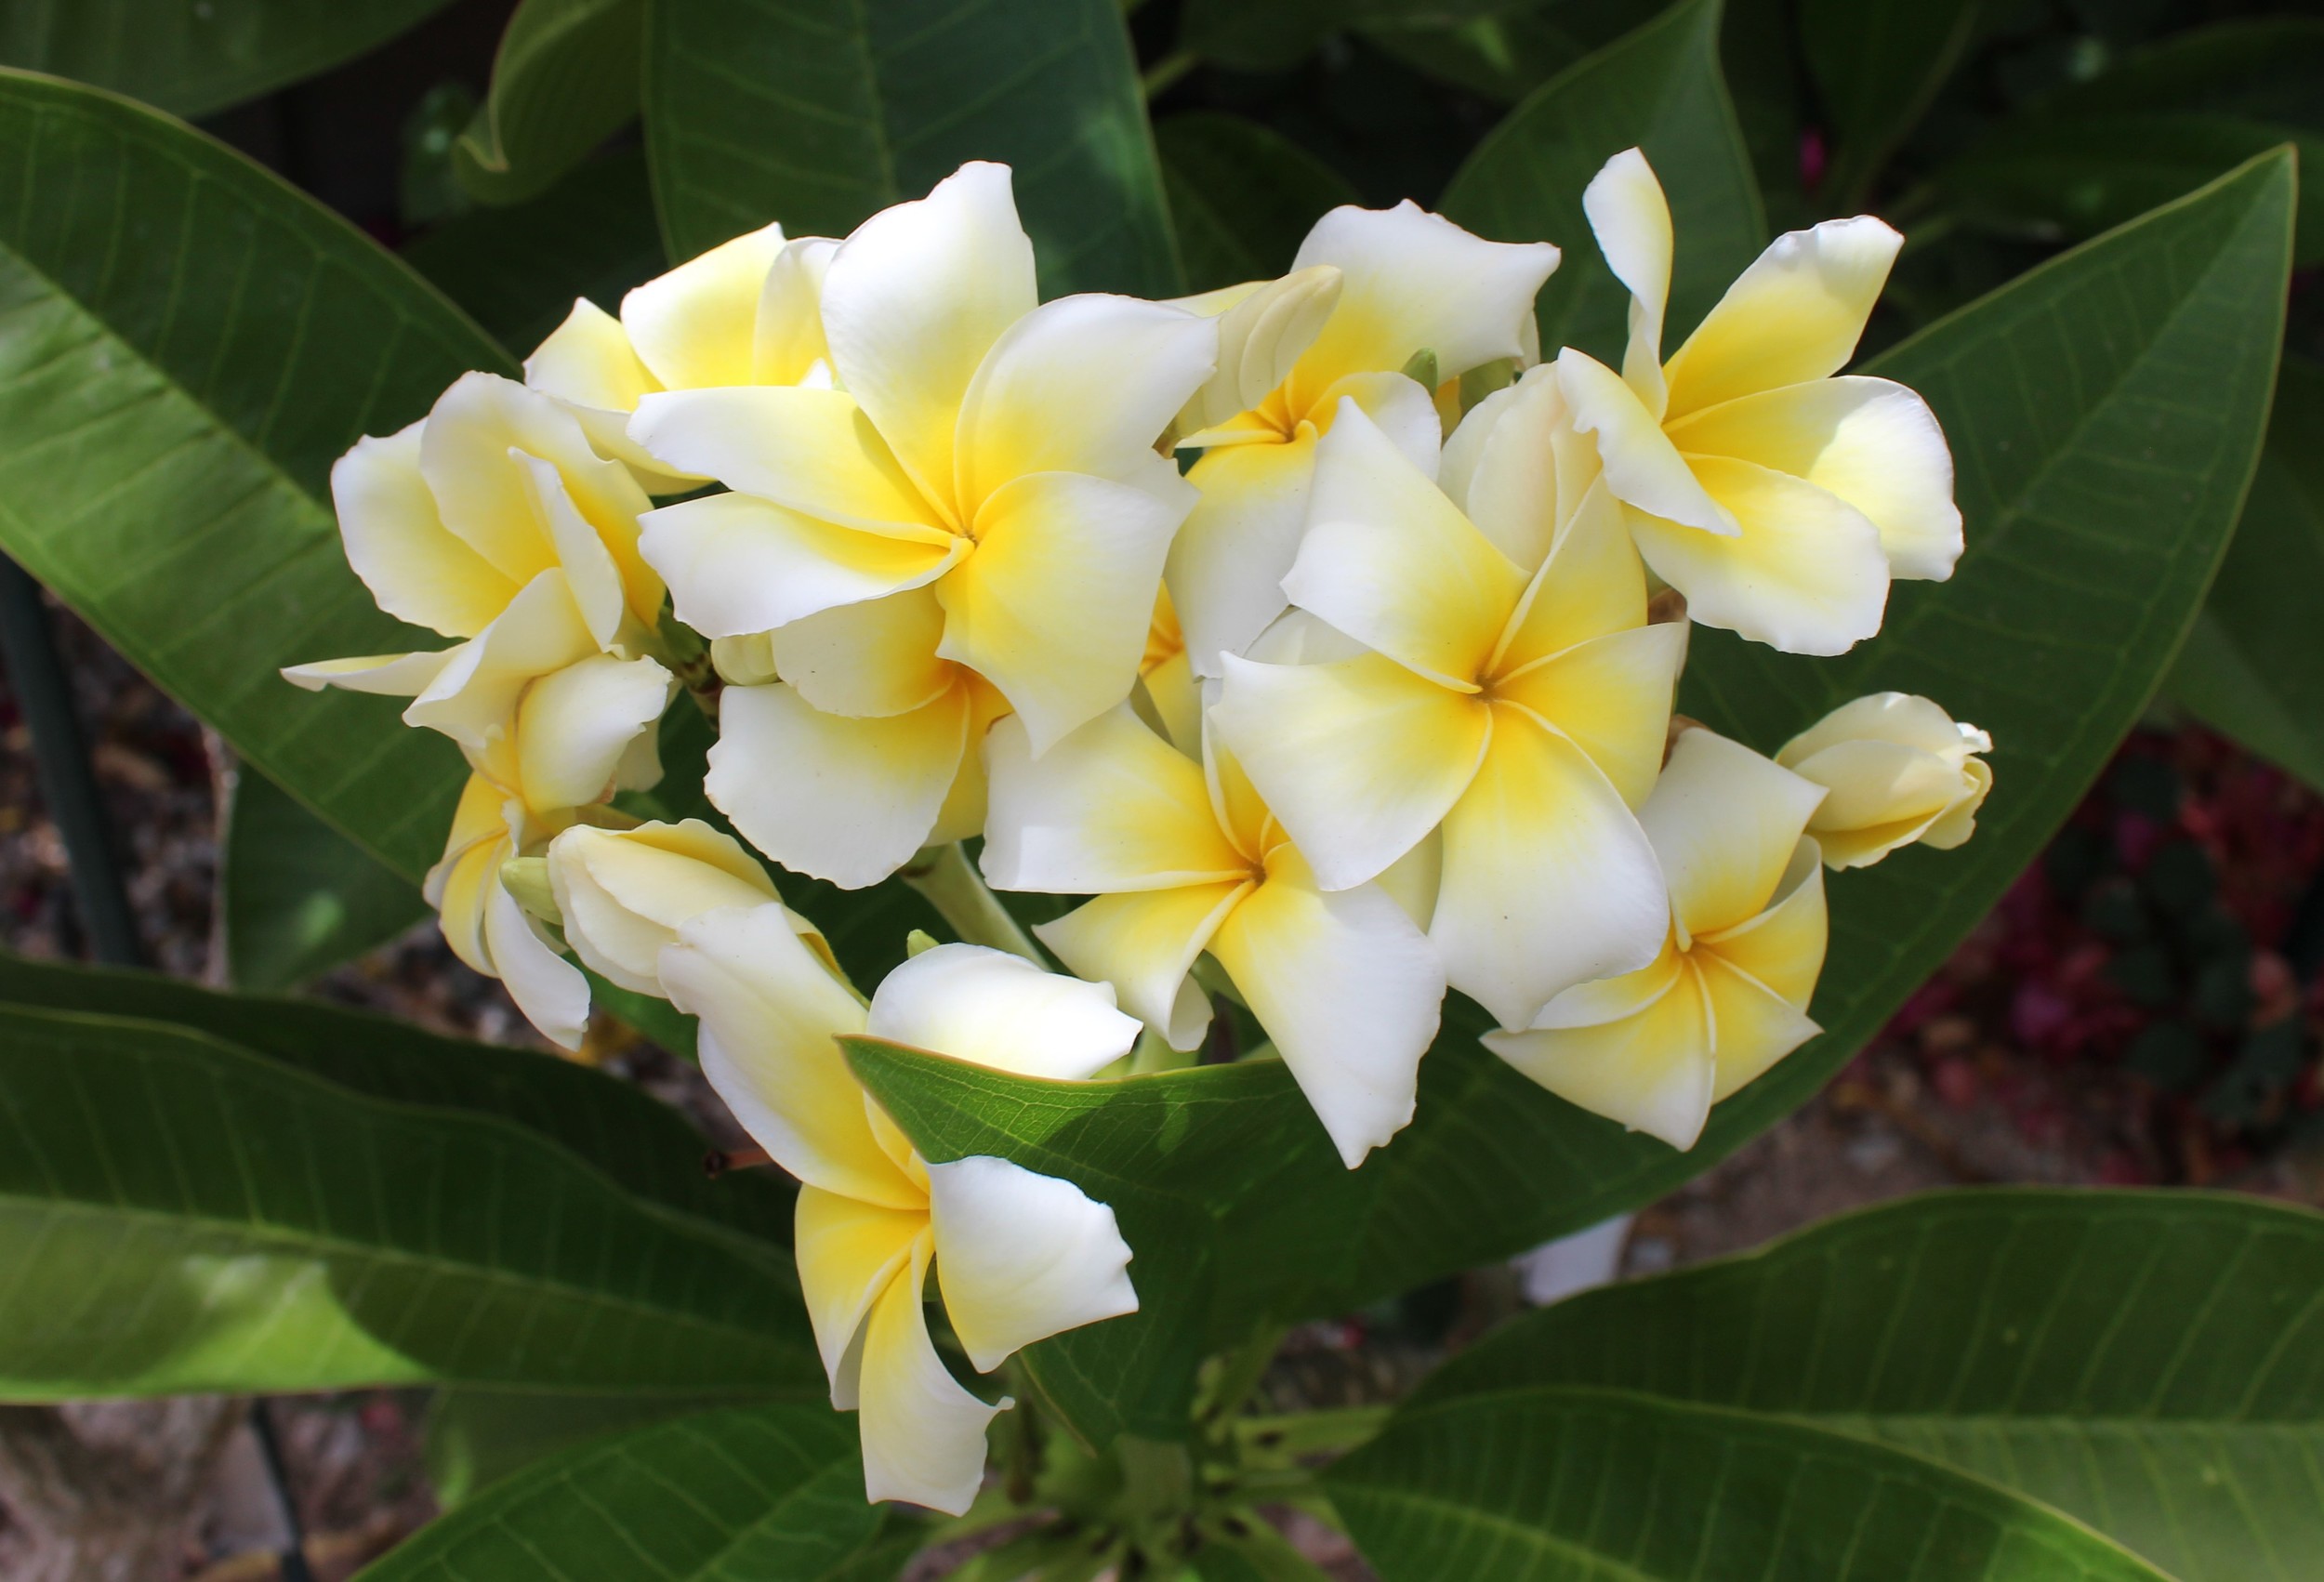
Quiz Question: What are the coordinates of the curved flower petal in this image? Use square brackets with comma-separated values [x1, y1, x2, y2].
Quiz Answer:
[1641, 729, 1827, 940]
[622, 220, 786, 390]
[1181, 265, 1341, 431]
[983, 707, 1249, 892]
[403, 571, 601, 756]
[482, 875, 591, 1050]
[1631, 456, 1891, 655]
[866, 943, 1141, 1081]
[1661, 215, 1902, 422]
[1700, 952, 1821, 1102]
[707, 682, 968, 890]
[1213, 653, 1488, 891]
[1432, 712, 1669, 1028]
[1446, 366, 1599, 573]
[332, 422, 518, 639]
[795, 1185, 925, 1404]
[1668, 376, 1960, 581]
[1208, 850, 1444, 1167]
[1496, 623, 1685, 809]
[822, 162, 1038, 517]
[1704, 838, 1827, 1007]
[659, 903, 920, 1206]
[858, 1234, 1003, 1515]
[768, 588, 957, 718]
[1287, 201, 1558, 413]
[1166, 433, 1319, 678]
[526, 298, 661, 414]
[1581, 147, 1674, 416]
[930, 679, 1013, 847]
[1557, 350, 1736, 536]
[1036, 882, 1248, 1049]
[510, 653, 671, 813]
[755, 236, 838, 386]
[956, 293, 1217, 510]
[628, 386, 943, 538]
[1307, 369, 1446, 474]
[281, 649, 455, 697]
[1492, 479, 1652, 676]
[548, 819, 785, 995]
[927, 1154, 1138, 1373]
[640, 491, 959, 640]
[427, 786, 507, 975]
[939, 464, 1193, 754]
[1284, 401, 1525, 690]
[1484, 964, 1715, 1149]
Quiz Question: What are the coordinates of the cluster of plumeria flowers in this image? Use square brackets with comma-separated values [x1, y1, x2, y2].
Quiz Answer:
[287, 151, 1991, 1511]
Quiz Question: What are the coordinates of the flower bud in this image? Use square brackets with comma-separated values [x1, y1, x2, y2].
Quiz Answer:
[548, 819, 823, 995]
[1776, 692, 1992, 870]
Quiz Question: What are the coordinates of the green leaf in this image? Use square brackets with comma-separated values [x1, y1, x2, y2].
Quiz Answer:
[1156, 112, 1358, 295]
[454, 0, 644, 206]
[222, 766, 427, 993]
[1439, 0, 1763, 368]
[1357, 10, 1599, 106]
[0, 71, 502, 880]
[2168, 355, 2324, 792]
[2039, 18, 2324, 125]
[643, 0, 1179, 297]
[1387, 1189, 2324, 1582]
[0, 2, 457, 118]
[1329, 1388, 2172, 1582]
[0, 950, 796, 1248]
[404, 144, 667, 357]
[360, 1403, 887, 1581]
[1796, 0, 1981, 206]
[1190, 1520, 1337, 1581]
[0, 1002, 822, 1399]
[423, 1387, 758, 1508]
[1176, 0, 1337, 73]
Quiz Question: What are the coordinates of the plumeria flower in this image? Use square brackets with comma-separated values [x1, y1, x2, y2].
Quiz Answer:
[1167, 204, 1559, 675]
[626, 163, 1217, 879]
[1777, 692, 1992, 869]
[1212, 385, 1684, 1030]
[1558, 147, 1961, 655]
[526, 222, 834, 492]
[1486, 727, 1829, 1150]
[658, 917, 1141, 1513]
[982, 704, 1445, 1167]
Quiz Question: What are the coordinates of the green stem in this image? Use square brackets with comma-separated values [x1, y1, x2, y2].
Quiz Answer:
[902, 842, 1045, 962]
[1142, 48, 1196, 99]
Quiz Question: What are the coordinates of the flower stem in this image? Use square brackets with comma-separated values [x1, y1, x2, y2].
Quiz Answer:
[902, 842, 1045, 963]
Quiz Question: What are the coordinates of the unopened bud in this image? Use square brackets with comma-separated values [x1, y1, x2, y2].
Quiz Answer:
[498, 856, 561, 927]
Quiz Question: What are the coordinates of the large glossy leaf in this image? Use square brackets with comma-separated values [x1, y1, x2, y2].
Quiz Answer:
[359, 1404, 890, 1581]
[454, 0, 644, 206]
[0, 1002, 820, 1400]
[2168, 355, 2324, 792]
[1358, 10, 1599, 105]
[222, 766, 427, 993]
[1155, 112, 1358, 295]
[1329, 1388, 2172, 1582]
[0, 71, 498, 880]
[853, 152, 2299, 1415]
[1395, 1190, 2324, 1582]
[1797, 0, 1980, 206]
[1438, 0, 1763, 367]
[0, 951, 797, 1247]
[424, 1387, 763, 1509]
[0, 2, 456, 117]
[642, 0, 1178, 297]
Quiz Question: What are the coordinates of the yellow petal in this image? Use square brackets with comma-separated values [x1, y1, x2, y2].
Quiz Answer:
[1495, 624, 1685, 810]
[981, 707, 1249, 893]
[1286, 400, 1524, 689]
[426, 784, 509, 975]
[1702, 838, 1827, 1008]
[1660, 215, 1902, 422]
[640, 490, 959, 640]
[795, 1185, 927, 1404]
[1180, 265, 1341, 431]
[1580, 148, 1673, 417]
[1213, 652, 1488, 891]
[1781, 690, 1986, 761]
[482, 872, 591, 1050]
[865, 943, 1141, 1081]
[512, 653, 672, 814]
[402, 570, 600, 757]
[525, 298, 661, 415]
[1484, 959, 1715, 1150]
[1208, 849, 1444, 1167]
[707, 681, 969, 890]
[768, 587, 957, 718]
[281, 649, 455, 697]
[1432, 711, 1668, 1029]
[1920, 757, 1992, 851]
[1666, 376, 1960, 581]
[1138, 648, 1203, 758]
[1165, 432, 1317, 678]
[754, 235, 838, 386]
[548, 819, 783, 995]
[1556, 350, 1736, 535]
[622, 219, 787, 390]
[940, 464, 1192, 753]
[1699, 952, 1821, 1102]
[627, 386, 943, 538]
[1641, 728, 1827, 941]
[821, 162, 1038, 521]
[954, 293, 1218, 512]
[1491, 478, 1651, 676]
[1036, 883, 1249, 1049]
[927, 1154, 1138, 1372]
[857, 1233, 1002, 1515]
[331, 421, 519, 639]
[1631, 457, 1889, 656]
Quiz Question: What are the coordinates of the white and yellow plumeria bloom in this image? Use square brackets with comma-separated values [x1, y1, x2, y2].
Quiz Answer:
[1167, 204, 1559, 674]
[983, 705, 1445, 1167]
[658, 918, 1141, 1513]
[1486, 728, 1829, 1150]
[1558, 148, 1960, 655]
[1213, 391, 1684, 1029]
[526, 221, 834, 492]
[1778, 692, 1992, 869]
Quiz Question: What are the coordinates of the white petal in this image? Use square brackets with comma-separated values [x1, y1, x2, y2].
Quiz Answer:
[927, 1154, 1138, 1372]
[402, 571, 601, 758]
[1556, 350, 1736, 536]
[526, 298, 660, 415]
[514, 453, 627, 647]
[1444, 364, 1591, 572]
[1582, 148, 1674, 416]
[767, 588, 957, 718]
[1034, 884, 1246, 1049]
[1166, 433, 1319, 678]
[866, 943, 1139, 1081]
[548, 819, 781, 995]
[627, 386, 943, 537]
[1208, 853, 1445, 1167]
[755, 236, 838, 386]
[707, 682, 967, 890]
[281, 649, 454, 697]
[331, 422, 518, 638]
[794, 1186, 926, 1404]
[639, 489, 959, 639]
[622, 220, 787, 390]
[1182, 265, 1342, 430]
[1485, 955, 1716, 1150]
[483, 875, 590, 1050]
[1642, 728, 1828, 940]
[858, 1235, 1003, 1515]
[512, 653, 671, 813]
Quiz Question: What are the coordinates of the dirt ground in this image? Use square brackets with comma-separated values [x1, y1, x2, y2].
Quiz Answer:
[3, 600, 2320, 1580]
